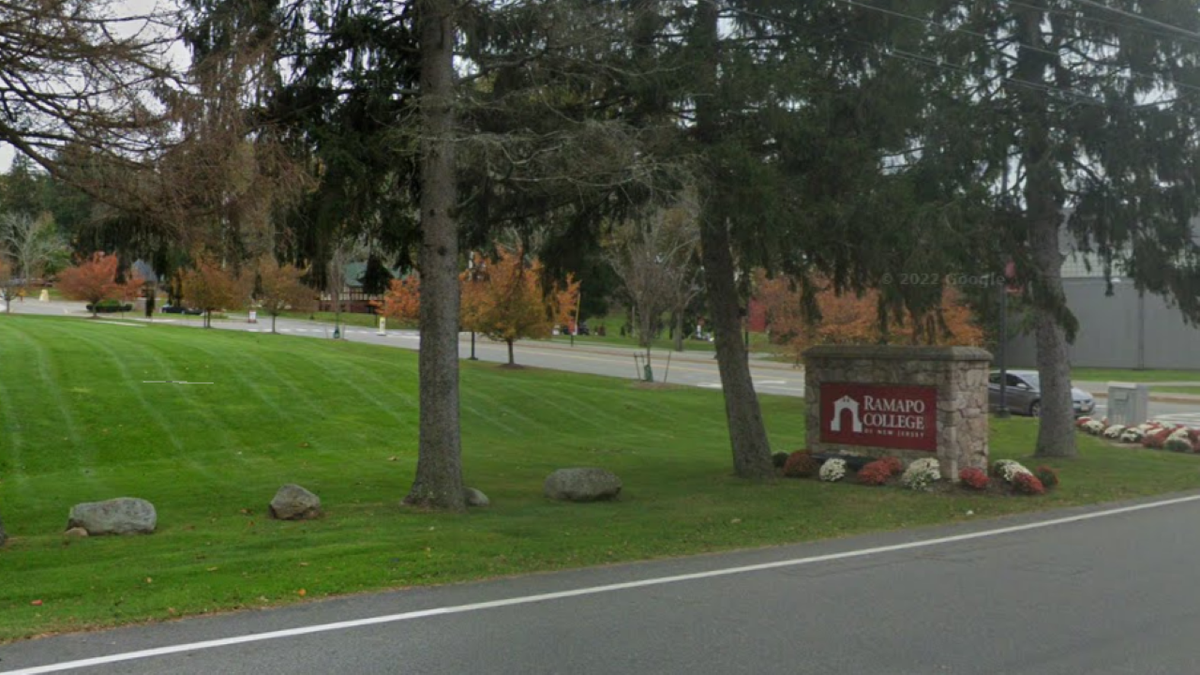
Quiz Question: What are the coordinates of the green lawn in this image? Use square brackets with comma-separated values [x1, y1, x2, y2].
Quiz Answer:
[1150, 386, 1200, 396]
[1071, 367, 1200, 383]
[1, 316, 1199, 641]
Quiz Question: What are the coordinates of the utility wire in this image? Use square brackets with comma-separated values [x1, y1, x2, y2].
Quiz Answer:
[1068, 0, 1200, 43]
[834, 0, 1200, 99]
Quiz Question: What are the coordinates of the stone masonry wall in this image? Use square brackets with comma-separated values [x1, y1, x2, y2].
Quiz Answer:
[805, 345, 993, 480]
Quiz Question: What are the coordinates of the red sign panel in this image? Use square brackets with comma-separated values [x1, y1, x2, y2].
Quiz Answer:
[820, 383, 938, 451]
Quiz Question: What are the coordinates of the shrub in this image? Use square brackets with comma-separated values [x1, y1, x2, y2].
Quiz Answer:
[818, 458, 847, 482]
[959, 467, 989, 490]
[1012, 472, 1046, 495]
[1034, 465, 1059, 489]
[1146, 429, 1172, 450]
[1165, 437, 1193, 453]
[1119, 428, 1144, 444]
[772, 452, 789, 469]
[901, 458, 941, 491]
[783, 451, 820, 478]
[992, 459, 1032, 483]
[879, 456, 904, 476]
[857, 460, 892, 486]
[85, 300, 134, 314]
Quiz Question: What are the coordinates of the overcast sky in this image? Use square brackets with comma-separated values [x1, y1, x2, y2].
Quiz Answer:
[1, 0, 182, 173]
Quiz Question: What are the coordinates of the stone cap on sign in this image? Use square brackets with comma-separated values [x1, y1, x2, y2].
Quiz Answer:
[803, 345, 993, 362]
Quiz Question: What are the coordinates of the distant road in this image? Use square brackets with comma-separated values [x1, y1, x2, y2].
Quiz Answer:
[8, 301, 1200, 420]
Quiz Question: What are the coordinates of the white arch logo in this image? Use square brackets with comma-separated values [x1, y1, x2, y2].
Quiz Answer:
[831, 395, 863, 433]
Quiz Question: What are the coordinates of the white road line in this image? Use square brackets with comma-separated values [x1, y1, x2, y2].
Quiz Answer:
[8, 492, 1200, 675]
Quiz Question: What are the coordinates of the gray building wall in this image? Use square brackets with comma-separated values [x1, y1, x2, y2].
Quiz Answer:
[1004, 278, 1200, 370]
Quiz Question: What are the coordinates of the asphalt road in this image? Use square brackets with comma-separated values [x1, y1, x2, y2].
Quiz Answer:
[11, 301, 1199, 419]
[5, 493, 1200, 675]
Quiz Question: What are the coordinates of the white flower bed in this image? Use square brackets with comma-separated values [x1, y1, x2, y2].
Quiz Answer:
[819, 458, 846, 482]
[1082, 420, 1106, 435]
[1169, 428, 1191, 441]
[1119, 428, 1145, 444]
[1103, 425, 1126, 439]
[900, 457, 942, 491]
[993, 459, 1032, 483]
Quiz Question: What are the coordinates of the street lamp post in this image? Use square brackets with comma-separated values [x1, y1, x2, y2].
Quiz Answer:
[467, 252, 479, 360]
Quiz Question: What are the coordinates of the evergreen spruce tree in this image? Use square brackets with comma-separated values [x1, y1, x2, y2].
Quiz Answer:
[919, 0, 1200, 457]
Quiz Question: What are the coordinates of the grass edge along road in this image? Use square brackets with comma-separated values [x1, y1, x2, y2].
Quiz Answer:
[1, 315, 1199, 642]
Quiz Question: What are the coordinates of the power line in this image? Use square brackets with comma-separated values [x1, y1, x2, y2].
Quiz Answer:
[835, 0, 1200, 100]
[1068, 0, 1200, 43]
[714, 0, 1147, 110]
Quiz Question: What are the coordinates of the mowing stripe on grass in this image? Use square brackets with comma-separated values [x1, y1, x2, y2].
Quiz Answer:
[3, 322, 94, 478]
[112, 330, 245, 453]
[8, 492, 1200, 675]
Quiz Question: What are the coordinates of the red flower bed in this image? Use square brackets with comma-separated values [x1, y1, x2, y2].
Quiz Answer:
[959, 467, 989, 490]
[857, 460, 892, 486]
[783, 451, 820, 478]
[879, 456, 904, 476]
[1012, 472, 1046, 495]
[1145, 429, 1172, 450]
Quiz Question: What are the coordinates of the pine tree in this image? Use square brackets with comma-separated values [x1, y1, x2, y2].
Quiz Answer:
[911, 1, 1200, 457]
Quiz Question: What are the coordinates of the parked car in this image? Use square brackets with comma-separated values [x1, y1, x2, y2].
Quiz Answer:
[988, 369, 1095, 418]
[162, 305, 204, 316]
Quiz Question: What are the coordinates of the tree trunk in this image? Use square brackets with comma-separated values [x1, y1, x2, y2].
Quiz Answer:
[693, 0, 774, 479]
[272, 313, 277, 334]
[405, 0, 465, 510]
[507, 338, 514, 365]
[699, 217, 776, 478]
[1015, 3, 1077, 458]
[673, 310, 684, 352]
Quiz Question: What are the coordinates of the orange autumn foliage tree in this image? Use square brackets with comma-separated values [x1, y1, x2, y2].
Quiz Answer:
[553, 272, 581, 333]
[182, 258, 249, 328]
[256, 258, 316, 333]
[755, 272, 984, 362]
[57, 252, 142, 317]
[461, 248, 565, 365]
[378, 274, 421, 326]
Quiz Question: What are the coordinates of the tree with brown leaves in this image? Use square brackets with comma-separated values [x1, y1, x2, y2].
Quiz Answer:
[256, 259, 316, 334]
[756, 272, 984, 362]
[57, 253, 139, 317]
[379, 274, 422, 327]
[182, 259, 248, 328]
[461, 249, 561, 366]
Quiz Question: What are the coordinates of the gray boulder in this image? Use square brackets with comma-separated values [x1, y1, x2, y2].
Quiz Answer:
[544, 468, 622, 502]
[270, 484, 322, 520]
[464, 487, 490, 507]
[68, 498, 157, 535]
